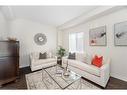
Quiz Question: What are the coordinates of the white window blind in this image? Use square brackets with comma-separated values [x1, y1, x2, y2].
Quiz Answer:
[69, 32, 84, 53]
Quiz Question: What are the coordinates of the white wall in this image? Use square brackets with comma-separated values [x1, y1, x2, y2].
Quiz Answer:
[9, 19, 57, 68]
[0, 10, 8, 39]
[61, 8, 127, 82]
[57, 30, 63, 46]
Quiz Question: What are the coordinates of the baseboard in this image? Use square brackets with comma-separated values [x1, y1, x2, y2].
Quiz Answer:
[19, 64, 30, 68]
[111, 75, 127, 82]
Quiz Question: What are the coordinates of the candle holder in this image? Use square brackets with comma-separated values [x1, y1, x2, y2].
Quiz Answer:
[63, 60, 69, 76]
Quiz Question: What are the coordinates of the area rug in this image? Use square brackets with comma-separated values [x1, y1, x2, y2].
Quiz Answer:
[26, 67, 101, 90]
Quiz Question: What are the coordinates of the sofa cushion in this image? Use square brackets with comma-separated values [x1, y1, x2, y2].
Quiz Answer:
[47, 52, 52, 58]
[76, 53, 92, 65]
[84, 54, 92, 65]
[76, 53, 86, 62]
[68, 60, 100, 76]
[31, 52, 39, 60]
[34, 58, 56, 66]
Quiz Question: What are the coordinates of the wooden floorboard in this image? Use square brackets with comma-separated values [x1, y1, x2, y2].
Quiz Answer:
[0, 66, 127, 89]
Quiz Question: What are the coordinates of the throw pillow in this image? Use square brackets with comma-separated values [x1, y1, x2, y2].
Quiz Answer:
[76, 53, 86, 63]
[92, 55, 103, 68]
[47, 52, 52, 58]
[68, 52, 76, 60]
[39, 52, 47, 59]
[85, 54, 92, 65]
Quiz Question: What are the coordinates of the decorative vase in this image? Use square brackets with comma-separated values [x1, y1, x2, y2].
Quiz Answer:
[63, 69, 69, 76]
[63, 62, 69, 76]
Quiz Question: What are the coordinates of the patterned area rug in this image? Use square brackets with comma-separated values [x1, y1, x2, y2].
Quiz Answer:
[25, 66, 101, 90]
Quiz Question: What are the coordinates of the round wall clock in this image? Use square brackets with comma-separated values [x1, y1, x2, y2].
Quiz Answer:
[34, 33, 47, 45]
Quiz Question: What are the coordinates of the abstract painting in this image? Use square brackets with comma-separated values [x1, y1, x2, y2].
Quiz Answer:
[89, 26, 106, 46]
[114, 21, 127, 46]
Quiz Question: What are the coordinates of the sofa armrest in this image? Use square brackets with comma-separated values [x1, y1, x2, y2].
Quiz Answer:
[100, 59, 110, 85]
[100, 58, 110, 75]
[100, 63, 110, 75]
[29, 54, 35, 66]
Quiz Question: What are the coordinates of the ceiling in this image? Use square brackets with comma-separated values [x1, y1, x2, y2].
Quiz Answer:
[2, 6, 99, 27]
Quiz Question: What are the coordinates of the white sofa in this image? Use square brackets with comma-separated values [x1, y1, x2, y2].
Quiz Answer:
[62, 53, 110, 88]
[30, 52, 57, 71]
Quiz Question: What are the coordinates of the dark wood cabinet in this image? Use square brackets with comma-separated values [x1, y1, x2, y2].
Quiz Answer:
[0, 41, 19, 87]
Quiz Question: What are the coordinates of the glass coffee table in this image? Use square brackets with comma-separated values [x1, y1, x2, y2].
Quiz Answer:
[42, 64, 81, 89]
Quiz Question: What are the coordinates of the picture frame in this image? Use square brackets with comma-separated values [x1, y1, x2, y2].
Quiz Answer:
[114, 21, 127, 46]
[89, 26, 107, 46]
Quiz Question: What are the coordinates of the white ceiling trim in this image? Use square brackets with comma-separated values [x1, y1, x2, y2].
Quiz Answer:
[57, 6, 126, 30]
[5, 6, 98, 27]
[0, 6, 126, 29]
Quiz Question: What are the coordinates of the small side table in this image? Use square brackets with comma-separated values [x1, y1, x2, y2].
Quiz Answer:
[57, 58, 62, 66]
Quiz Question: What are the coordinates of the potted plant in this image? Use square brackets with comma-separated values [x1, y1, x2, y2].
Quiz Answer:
[57, 46, 66, 59]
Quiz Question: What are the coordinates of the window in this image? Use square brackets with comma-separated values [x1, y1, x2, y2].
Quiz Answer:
[69, 32, 84, 52]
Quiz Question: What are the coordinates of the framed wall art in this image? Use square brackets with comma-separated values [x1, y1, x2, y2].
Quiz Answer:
[114, 21, 127, 46]
[89, 26, 107, 46]
[34, 33, 47, 45]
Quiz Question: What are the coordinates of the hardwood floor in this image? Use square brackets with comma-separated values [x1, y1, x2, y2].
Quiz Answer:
[0, 66, 127, 89]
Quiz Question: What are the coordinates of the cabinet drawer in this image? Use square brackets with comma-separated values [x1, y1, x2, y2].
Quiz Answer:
[0, 42, 19, 57]
[0, 57, 18, 80]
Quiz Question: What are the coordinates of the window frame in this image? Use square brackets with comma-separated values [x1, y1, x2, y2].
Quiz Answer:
[69, 32, 84, 53]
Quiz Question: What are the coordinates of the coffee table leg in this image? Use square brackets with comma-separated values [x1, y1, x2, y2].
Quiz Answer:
[42, 68, 44, 79]
[80, 78, 82, 89]
[55, 65, 57, 73]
